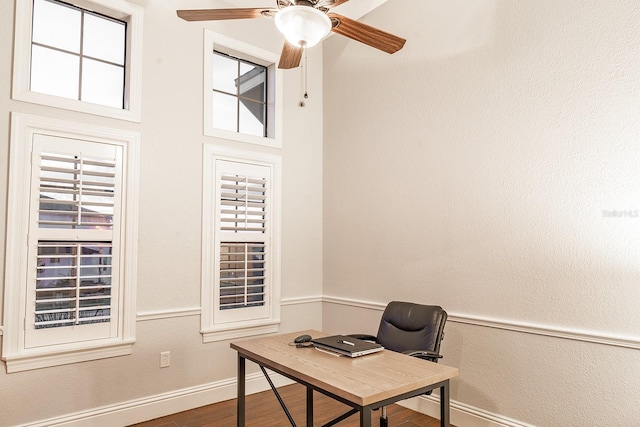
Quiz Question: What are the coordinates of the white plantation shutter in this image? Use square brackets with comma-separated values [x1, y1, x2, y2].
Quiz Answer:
[201, 146, 281, 341]
[218, 173, 267, 311]
[215, 163, 270, 323]
[25, 134, 122, 348]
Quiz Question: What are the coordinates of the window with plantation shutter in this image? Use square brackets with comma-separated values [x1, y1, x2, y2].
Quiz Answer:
[3, 113, 139, 372]
[201, 145, 281, 342]
[23, 137, 122, 349]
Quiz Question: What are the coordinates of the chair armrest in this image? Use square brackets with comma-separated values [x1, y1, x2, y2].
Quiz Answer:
[347, 334, 378, 343]
[403, 350, 443, 361]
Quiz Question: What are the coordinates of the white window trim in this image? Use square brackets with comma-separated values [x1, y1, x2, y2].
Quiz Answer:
[203, 30, 283, 148]
[2, 112, 140, 373]
[201, 144, 282, 342]
[12, 0, 144, 122]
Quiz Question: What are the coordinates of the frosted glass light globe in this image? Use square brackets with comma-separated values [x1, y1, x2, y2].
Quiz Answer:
[275, 5, 332, 48]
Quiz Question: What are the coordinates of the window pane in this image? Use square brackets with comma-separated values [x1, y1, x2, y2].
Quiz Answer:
[35, 242, 112, 329]
[239, 100, 266, 137]
[212, 91, 238, 132]
[83, 13, 126, 65]
[238, 62, 266, 102]
[30, 45, 79, 99]
[32, 0, 81, 53]
[219, 242, 265, 310]
[212, 53, 239, 94]
[82, 58, 124, 108]
[211, 51, 268, 137]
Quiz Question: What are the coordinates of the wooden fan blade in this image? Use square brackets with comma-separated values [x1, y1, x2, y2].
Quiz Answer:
[328, 13, 406, 54]
[177, 8, 275, 22]
[327, 0, 351, 7]
[278, 42, 303, 69]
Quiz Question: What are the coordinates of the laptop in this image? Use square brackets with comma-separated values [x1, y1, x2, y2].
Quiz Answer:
[311, 335, 384, 358]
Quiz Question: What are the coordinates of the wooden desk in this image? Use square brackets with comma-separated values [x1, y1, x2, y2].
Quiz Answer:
[231, 330, 459, 427]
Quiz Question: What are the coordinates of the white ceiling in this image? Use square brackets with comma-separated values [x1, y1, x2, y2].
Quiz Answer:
[220, 0, 388, 20]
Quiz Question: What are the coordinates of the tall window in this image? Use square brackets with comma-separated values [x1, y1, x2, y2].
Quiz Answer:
[31, 0, 126, 108]
[12, 0, 143, 121]
[212, 52, 267, 138]
[2, 113, 139, 372]
[201, 145, 282, 342]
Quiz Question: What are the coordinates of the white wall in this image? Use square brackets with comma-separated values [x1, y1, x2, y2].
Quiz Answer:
[323, 0, 640, 425]
[0, 1, 324, 425]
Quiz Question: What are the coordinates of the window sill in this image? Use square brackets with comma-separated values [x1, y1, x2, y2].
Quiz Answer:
[2, 339, 135, 373]
[204, 127, 282, 149]
[12, 91, 141, 123]
[201, 320, 280, 343]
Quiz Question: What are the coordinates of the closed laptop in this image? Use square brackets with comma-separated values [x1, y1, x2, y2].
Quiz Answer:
[311, 335, 384, 357]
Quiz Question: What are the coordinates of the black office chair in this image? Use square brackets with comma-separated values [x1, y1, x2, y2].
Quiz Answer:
[349, 301, 448, 427]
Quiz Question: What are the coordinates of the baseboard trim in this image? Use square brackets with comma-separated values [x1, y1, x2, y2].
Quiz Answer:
[19, 371, 293, 427]
[322, 295, 640, 350]
[399, 394, 536, 427]
[24, 371, 522, 427]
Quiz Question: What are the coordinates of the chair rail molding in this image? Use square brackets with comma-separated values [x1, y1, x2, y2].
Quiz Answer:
[322, 295, 640, 350]
[135, 296, 323, 322]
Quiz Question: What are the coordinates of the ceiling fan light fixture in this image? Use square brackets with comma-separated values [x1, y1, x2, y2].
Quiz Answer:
[275, 5, 332, 48]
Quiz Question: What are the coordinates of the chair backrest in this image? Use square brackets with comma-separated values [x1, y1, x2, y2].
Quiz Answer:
[375, 301, 447, 357]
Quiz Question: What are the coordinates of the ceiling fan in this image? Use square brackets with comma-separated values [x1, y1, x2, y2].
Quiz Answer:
[177, 0, 406, 69]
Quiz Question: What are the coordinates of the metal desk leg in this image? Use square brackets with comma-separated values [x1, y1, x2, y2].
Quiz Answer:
[440, 380, 450, 427]
[360, 406, 372, 427]
[306, 386, 314, 427]
[237, 354, 246, 427]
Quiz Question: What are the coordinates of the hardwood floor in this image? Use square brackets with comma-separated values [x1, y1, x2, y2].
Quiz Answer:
[129, 383, 451, 427]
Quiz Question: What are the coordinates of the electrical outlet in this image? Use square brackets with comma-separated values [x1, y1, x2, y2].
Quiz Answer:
[160, 351, 171, 368]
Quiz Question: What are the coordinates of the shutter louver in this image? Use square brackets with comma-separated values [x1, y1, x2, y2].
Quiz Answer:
[39, 152, 116, 229]
[220, 174, 266, 233]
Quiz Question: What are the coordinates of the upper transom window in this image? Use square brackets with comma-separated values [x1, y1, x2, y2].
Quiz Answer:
[213, 51, 268, 138]
[31, 0, 126, 108]
[12, 0, 143, 121]
[203, 31, 283, 148]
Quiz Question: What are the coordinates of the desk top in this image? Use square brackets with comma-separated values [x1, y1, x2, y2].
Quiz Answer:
[231, 330, 459, 407]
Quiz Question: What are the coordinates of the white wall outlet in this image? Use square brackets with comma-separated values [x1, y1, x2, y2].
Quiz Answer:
[160, 351, 171, 368]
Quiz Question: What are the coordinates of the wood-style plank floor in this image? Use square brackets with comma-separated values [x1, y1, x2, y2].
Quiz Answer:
[129, 383, 452, 427]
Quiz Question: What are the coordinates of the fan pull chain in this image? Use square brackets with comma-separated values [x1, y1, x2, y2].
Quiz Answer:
[299, 46, 309, 107]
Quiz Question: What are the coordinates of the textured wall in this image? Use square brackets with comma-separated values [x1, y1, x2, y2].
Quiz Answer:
[323, 0, 640, 425]
[0, 0, 324, 425]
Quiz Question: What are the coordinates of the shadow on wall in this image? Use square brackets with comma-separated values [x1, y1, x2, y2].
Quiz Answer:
[438, 322, 501, 417]
[324, 0, 497, 70]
